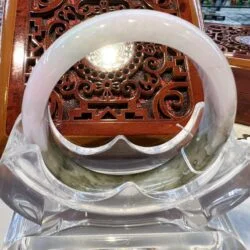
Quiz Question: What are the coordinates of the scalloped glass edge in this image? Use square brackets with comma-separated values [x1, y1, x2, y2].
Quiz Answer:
[1, 115, 250, 219]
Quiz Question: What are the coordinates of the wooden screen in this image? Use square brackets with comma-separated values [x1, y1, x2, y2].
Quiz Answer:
[205, 23, 250, 58]
[0, 0, 204, 152]
[205, 23, 250, 126]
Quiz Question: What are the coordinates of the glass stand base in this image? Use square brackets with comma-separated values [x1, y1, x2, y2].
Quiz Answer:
[3, 232, 246, 250]
[4, 198, 250, 250]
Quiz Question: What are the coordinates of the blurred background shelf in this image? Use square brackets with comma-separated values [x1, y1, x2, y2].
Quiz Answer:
[202, 0, 250, 24]
[201, 0, 250, 9]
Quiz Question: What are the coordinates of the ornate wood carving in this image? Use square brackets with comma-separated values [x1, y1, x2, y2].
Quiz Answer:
[205, 23, 250, 58]
[205, 22, 250, 126]
[48, 43, 190, 124]
[5, 0, 203, 138]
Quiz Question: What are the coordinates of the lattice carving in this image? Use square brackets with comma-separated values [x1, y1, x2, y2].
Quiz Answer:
[49, 43, 190, 124]
[6, 0, 203, 136]
[205, 23, 250, 58]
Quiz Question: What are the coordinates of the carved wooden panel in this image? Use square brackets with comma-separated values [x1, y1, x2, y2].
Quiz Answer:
[205, 22, 250, 126]
[5, 0, 203, 138]
[205, 23, 250, 58]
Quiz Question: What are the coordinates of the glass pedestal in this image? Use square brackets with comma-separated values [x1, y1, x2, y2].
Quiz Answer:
[3, 204, 250, 250]
[1, 8, 249, 250]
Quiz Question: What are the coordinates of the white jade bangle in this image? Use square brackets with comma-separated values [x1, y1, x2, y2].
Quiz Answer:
[22, 9, 236, 151]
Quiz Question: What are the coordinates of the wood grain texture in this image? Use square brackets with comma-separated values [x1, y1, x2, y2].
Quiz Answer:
[0, 0, 18, 154]
[233, 67, 250, 125]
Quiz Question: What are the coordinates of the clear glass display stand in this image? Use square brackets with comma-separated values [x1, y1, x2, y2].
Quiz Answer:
[1, 9, 249, 250]
[3, 204, 250, 250]
[2, 131, 250, 249]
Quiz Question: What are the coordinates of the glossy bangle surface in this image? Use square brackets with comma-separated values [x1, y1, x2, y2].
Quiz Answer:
[22, 9, 236, 175]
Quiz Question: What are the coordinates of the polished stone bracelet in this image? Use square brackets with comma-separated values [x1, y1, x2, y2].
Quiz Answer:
[21, 10, 236, 198]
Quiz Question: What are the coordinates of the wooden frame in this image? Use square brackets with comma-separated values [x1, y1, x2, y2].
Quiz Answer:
[0, 0, 18, 153]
